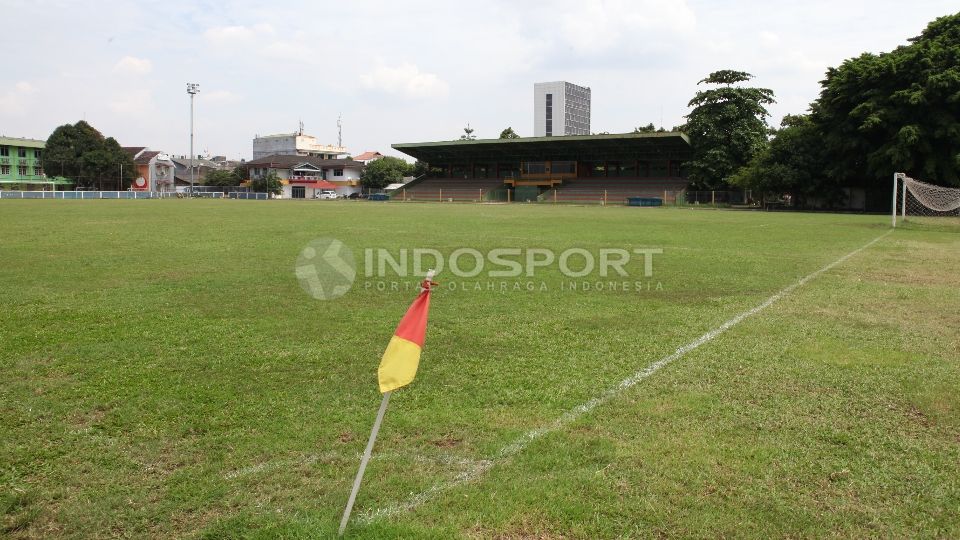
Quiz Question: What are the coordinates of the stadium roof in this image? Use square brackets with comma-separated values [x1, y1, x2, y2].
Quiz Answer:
[392, 132, 692, 163]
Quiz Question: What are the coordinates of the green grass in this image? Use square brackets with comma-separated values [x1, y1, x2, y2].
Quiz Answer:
[1, 200, 958, 538]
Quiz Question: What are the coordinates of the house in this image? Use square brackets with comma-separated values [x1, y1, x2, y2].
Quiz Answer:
[170, 156, 225, 187]
[123, 147, 176, 192]
[352, 151, 384, 164]
[246, 154, 365, 198]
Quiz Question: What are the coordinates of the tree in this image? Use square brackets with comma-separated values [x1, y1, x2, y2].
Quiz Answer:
[42, 120, 137, 190]
[812, 13, 960, 187]
[459, 124, 476, 140]
[683, 70, 775, 190]
[730, 115, 836, 207]
[251, 171, 282, 195]
[499, 127, 520, 139]
[633, 123, 666, 133]
[360, 156, 413, 190]
[204, 169, 240, 187]
[232, 164, 249, 183]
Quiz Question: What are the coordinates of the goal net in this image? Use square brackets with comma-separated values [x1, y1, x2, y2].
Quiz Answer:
[892, 173, 960, 229]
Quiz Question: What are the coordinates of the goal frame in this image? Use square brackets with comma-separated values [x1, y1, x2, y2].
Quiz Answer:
[892, 173, 902, 227]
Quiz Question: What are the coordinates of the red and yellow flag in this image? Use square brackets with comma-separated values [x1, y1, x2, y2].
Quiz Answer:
[377, 279, 434, 393]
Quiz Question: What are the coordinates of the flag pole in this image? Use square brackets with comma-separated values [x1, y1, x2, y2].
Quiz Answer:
[339, 390, 391, 536]
[338, 269, 435, 536]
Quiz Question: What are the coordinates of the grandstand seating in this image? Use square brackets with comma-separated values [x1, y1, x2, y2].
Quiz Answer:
[550, 177, 689, 204]
[395, 177, 689, 204]
[396, 178, 505, 202]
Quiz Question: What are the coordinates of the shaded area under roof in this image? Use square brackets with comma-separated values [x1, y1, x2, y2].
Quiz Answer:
[392, 132, 692, 163]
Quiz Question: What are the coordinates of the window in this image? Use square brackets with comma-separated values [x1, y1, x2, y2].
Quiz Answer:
[34, 166, 44, 176]
[0, 146, 8, 156]
[34, 150, 41, 160]
[18, 148, 26, 158]
[18, 165, 28, 176]
[522, 162, 546, 175]
[545, 93, 553, 136]
[333, 168, 343, 177]
[649, 160, 669, 177]
[551, 161, 576, 174]
[0, 165, 9, 175]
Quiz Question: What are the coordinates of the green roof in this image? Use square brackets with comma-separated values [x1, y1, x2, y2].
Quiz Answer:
[0, 136, 45, 148]
[0, 177, 71, 184]
[392, 132, 691, 163]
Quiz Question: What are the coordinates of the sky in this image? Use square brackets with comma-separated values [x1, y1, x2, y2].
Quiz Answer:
[1, 0, 957, 161]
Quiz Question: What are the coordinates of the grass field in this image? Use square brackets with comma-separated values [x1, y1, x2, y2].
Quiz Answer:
[2, 200, 959, 538]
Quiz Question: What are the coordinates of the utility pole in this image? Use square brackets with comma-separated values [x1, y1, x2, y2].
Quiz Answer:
[337, 113, 342, 148]
[187, 83, 200, 195]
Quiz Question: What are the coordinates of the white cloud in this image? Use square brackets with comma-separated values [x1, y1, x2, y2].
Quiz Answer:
[204, 23, 274, 46]
[0, 81, 36, 117]
[361, 63, 449, 99]
[760, 31, 781, 46]
[556, 0, 697, 54]
[110, 89, 153, 115]
[202, 90, 241, 105]
[113, 56, 152, 75]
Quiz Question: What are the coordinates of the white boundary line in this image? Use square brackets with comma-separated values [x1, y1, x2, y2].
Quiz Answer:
[358, 230, 893, 524]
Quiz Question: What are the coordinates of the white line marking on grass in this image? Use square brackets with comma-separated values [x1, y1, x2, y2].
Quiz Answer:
[359, 230, 893, 524]
[223, 451, 488, 481]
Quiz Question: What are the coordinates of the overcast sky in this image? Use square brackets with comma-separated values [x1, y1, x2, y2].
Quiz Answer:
[1, 0, 956, 160]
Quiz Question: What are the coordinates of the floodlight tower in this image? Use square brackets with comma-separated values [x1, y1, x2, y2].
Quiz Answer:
[187, 83, 200, 195]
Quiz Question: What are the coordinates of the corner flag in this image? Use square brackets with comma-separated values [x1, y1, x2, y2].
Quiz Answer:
[377, 274, 435, 393]
[339, 270, 437, 535]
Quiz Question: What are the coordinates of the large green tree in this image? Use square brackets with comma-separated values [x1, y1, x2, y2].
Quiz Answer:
[359, 156, 413, 190]
[43, 121, 137, 190]
[813, 12, 960, 187]
[499, 127, 520, 139]
[683, 70, 775, 190]
[204, 169, 240, 187]
[730, 115, 837, 206]
[459, 124, 477, 140]
[250, 171, 282, 195]
[633, 123, 666, 133]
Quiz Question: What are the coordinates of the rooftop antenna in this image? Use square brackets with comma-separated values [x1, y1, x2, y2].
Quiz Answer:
[299, 119, 304, 136]
[337, 113, 342, 147]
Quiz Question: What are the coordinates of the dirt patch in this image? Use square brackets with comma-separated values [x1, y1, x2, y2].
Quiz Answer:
[431, 436, 463, 448]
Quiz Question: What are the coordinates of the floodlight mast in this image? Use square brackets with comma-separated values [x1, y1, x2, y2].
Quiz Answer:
[187, 83, 200, 195]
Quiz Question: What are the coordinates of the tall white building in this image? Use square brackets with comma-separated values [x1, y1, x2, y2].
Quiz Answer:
[534, 81, 591, 137]
[252, 125, 347, 160]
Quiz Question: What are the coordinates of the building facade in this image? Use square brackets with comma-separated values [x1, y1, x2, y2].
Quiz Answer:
[252, 128, 347, 160]
[0, 137, 46, 188]
[123, 147, 176, 192]
[246, 154, 364, 198]
[534, 81, 591, 137]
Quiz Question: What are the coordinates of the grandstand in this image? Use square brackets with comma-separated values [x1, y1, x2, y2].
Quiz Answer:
[392, 132, 692, 204]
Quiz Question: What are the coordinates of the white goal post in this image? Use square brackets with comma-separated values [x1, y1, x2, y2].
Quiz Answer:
[892, 172, 960, 227]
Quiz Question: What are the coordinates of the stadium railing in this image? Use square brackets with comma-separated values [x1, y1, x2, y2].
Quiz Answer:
[0, 191, 270, 200]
